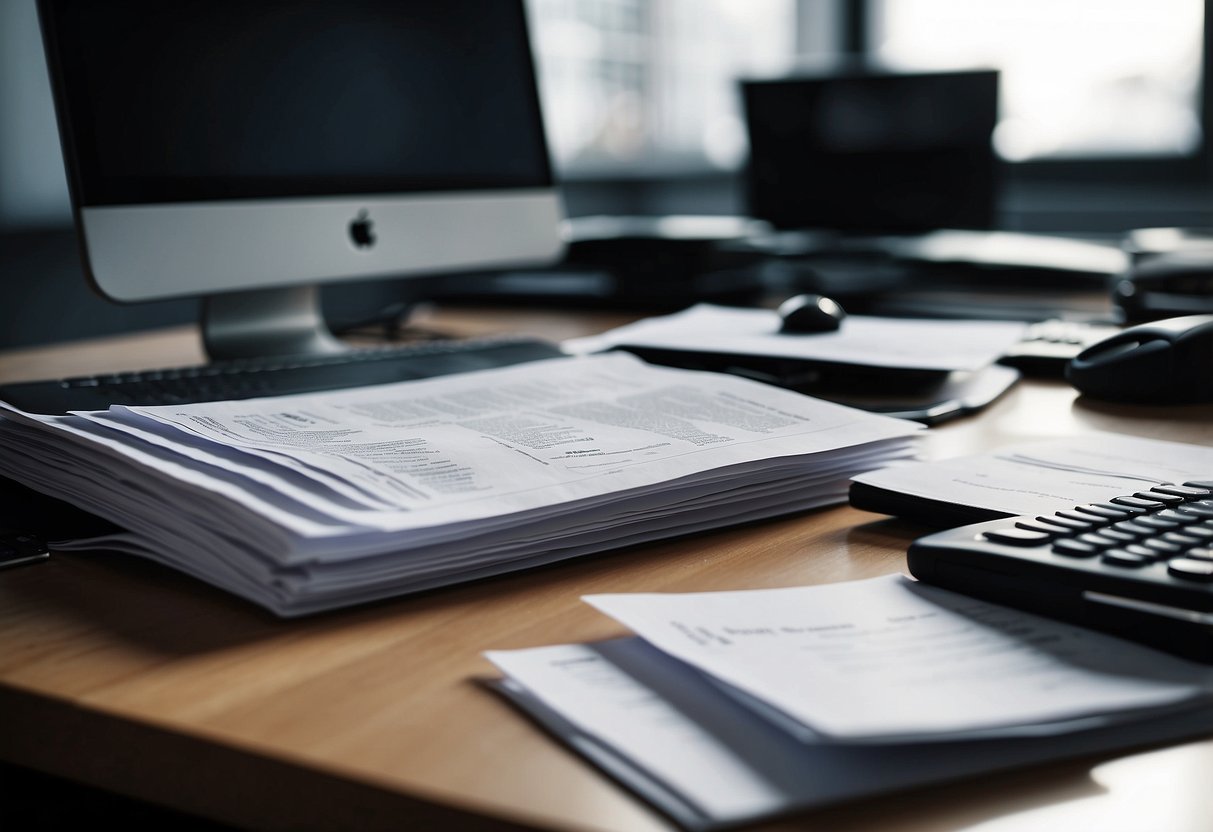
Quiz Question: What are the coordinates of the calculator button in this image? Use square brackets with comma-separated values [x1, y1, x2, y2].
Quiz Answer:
[1176, 503, 1213, 519]
[1141, 539, 1185, 556]
[1110, 495, 1167, 510]
[1109, 520, 1155, 538]
[1167, 558, 1213, 581]
[1151, 485, 1213, 499]
[1094, 527, 1137, 543]
[1162, 532, 1204, 547]
[1122, 543, 1164, 559]
[1074, 504, 1134, 520]
[1181, 481, 1213, 490]
[1135, 516, 1182, 531]
[1052, 539, 1100, 558]
[1097, 502, 1148, 516]
[1057, 509, 1111, 528]
[982, 528, 1053, 546]
[1046, 513, 1099, 531]
[1076, 533, 1118, 550]
[1013, 520, 1063, 537]
[1101, 550, 1153, 568]
[1184, 547, 1213, 561]
[1135, 490, 1185, 505]
[1154, 509, 1199, 525]
[1177, 524, 1213, 539]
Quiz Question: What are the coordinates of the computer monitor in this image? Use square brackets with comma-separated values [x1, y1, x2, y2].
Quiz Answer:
[741, 69, 999, 235]
[37, 0, 563, 360]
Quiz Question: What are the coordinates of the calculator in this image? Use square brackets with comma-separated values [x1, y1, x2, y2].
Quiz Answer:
[907, 482, 1213, 662]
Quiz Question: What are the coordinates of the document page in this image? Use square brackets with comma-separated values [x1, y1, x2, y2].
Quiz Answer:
[111, 353, 921, 531]
[563, 304, 1028, 372]
[853, 434, 1213, 517]
[486, 637, 1213, 830]
[584, 574, 1213, 742]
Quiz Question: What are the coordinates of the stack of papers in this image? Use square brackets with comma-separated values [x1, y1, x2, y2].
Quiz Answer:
[0, 353, 921, 615]
[486, 574, 1213, 830]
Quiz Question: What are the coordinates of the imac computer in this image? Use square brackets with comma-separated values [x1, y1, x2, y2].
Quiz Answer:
[35, 0, 563, 363]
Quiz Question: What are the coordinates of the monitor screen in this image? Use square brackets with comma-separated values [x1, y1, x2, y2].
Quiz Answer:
[742, 69, 999, 234]
[38, 0, 563, 307]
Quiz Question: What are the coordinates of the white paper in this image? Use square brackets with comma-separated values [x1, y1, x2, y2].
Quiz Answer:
[584, 574, 1213, 742]
[853, 434, 1213, 517]
[486, 636, 1213, 830]
[114, 353, 922, 532]
[562, 304, 1027, 372]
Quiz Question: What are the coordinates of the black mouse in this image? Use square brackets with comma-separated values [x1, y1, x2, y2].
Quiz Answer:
[1066, 314, 1213, 404]
[777, 294, 846, 333]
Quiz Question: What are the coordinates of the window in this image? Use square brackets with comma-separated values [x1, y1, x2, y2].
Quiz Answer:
[869, 0, 1205, 163]
[526, 0, 798, 174]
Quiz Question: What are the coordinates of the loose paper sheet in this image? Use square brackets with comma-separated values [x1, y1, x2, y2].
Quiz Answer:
[583, 574, 1213, 742]
[853, 434, 1213, 517]
[563, 304, 1028, 372]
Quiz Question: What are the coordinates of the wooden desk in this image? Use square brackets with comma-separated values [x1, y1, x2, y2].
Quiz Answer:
[3, 308, 1213, 832]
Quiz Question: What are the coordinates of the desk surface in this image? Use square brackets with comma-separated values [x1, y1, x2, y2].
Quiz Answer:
[3, 307, 1213, 832]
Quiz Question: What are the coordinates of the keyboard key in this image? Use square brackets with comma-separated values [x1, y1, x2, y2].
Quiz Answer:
[983, 528, 1052, 546]
[1102, 549, 1153, 568]
[1184, 547, 1213, 561]
[1182, 480, 1213, 490]
[1167, 558, 1213, 581]
[1094, 527, 1138, 544]
[1052, 539, 1100, 558]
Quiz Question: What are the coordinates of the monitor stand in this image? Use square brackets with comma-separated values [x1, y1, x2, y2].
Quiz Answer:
[201, 286, 347, 361]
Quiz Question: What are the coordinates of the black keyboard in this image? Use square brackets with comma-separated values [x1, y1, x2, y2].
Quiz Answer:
[908, 482, 1213, 662]
[0, 336, 565, 415]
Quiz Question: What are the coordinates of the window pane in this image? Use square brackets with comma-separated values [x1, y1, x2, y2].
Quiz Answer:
[526, 0, 797, 171]
[871, 0, 1204, 161]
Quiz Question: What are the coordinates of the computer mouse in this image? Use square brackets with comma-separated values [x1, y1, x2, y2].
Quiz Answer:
[1066, 314, 1213, 404]
[777, 294, 846, 333]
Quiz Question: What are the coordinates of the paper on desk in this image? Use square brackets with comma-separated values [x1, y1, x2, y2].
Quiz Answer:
[583, 574, 1213, 743]
[853, 433, 1213, 517]
[485, 635, 1213, 831]
[563, 304, 1028, 372]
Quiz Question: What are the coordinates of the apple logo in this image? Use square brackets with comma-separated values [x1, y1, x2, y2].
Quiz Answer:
[349, 209, 376, 249]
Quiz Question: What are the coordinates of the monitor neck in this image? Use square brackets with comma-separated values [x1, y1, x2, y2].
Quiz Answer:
[201, 285, 347, 362]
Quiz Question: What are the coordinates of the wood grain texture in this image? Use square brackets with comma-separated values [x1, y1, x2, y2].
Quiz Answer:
[2, 309, 1213, 832]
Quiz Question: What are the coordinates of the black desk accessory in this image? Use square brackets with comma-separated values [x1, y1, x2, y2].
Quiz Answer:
[1066, 314, 1213, 404]
[1116, 227, 1213, 323]
[908, 482, 1213, 662]
[777, 293, 846, 333]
